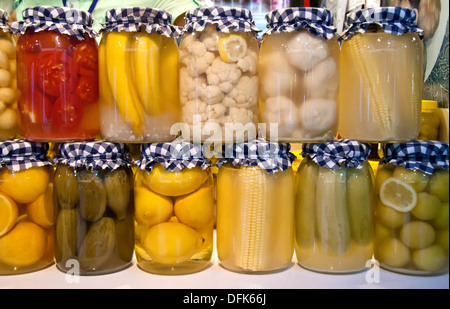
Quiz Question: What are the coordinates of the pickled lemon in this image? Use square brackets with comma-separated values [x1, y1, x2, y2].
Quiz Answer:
[218, 34, 247, 63]
[174, 185, 214, 230]
[145, 164, 208, 197]
[393, 166, 429, 193]
[0, 221, 47, 267]
[376, 199, 407, 229]
[0, 167, 50, 204]
[135, 186, 173, 227]
[429, 170, 449, 202]
[436, 230, 449, 253]
[379, 177, 417, 213]
[375, 167, 393, 193]
[376, 237, 410, 268]
[400, 221, 435, 249]
[433, 202, 449, 230]
[412, 245, 447, 272]
[26, 183, 55, 229]
[375, 222, 394, 243]
[142, 222, 203, 265]
[0, 192, 18, 237]
[411, 192, 442, 221]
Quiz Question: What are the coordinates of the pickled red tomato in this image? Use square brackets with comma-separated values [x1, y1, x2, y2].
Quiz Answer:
[73, 40, 98, 73]
[52, 95, 84, 131]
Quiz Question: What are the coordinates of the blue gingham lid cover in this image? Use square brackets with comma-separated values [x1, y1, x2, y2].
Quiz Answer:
[0, 9, 10, 32]
[183, 6, 260, 34]
[216, 139, 296, 175]
[136, 141, 212, 172]
[341, 7, 423, 40]
[10, 6, 96, 40]
[53, 141, 131, 171]
[381, 141, 449, 175]
[0, 140, 52, 172]
[264, 7, 337, 40]
[100, 7, 182, 38]
[302, 139, 372, 170]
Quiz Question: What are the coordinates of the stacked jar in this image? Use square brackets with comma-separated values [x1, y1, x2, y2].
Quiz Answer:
[0, 10, 19, 140]
[259, 8, 340, 142]
[0, 140, 55, 275]
[179, 7, 260, 143]
[339, 7, 424, 142]
[418, 100, 441, 141]
[134, 141, 214, 275]
[11, 6, 100, 141]
[99, 8, 182, 143]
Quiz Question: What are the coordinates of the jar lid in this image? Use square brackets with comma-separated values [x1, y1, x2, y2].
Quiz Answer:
[0, 9, 10, 32]
[10, 6, 97, 40]
[53, 141, 131, 171]
[422, 100, 439, 110]
[136, 141, 212, 173]
[264, 8, 337, 40]
[101, 7, 182, 38]
[341, 7, 423, 40]
[381, 141, 449, 175]
[0, 139, 52, 172]
[301, 139, 372, 170]
[216, 139, 296, 175]
[183, 6, 261, 35]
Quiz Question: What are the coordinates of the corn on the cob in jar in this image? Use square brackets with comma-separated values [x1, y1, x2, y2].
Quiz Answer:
[216, 140, 295, 273]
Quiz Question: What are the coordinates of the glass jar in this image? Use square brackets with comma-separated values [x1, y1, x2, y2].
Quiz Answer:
[99, 8, 181, 143]
[0, 140, 54, 275]
[53, 142, 134, 275]
[134, 141, 214, 275]
[259, 8, 339, 143]
[295, 140, 375, 273]
[339, 8, 424, 142]
[216, 141, 295, 273]
[0, 10, 19, 140]
[179, 7, 260, 143]
[12, 7, 99, 141]
[418, 100, 441, 141]
[375, 141, 449, 275]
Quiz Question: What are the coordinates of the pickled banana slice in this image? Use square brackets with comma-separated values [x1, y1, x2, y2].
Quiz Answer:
[78, 170, 107, 222]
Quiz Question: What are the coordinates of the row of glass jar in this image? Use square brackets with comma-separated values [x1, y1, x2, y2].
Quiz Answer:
[0, 6, 425, 144]
[0, 139, 448, 276]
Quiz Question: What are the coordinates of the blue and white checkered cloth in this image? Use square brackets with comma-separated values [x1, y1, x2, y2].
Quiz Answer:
[341, 7, 423, 40]
[0, 139, 52, 172]
[101, 7, 182, 38]
[381, 141, 449, 175]
[301, 139, 372, 170]
[53, 141, 131, 171]
[10, 6, 97, 40]
[135, 141, 212, 173]
[264, 7, 337, 40]
[183, 6, 260, 35]
[216, 139, 296, 175]
[0, 9, 10, 32]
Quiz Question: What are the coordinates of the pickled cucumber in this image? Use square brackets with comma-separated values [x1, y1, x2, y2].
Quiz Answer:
[55, 208, 78, 261]
[78, 170, 107, 222]
[78, 217, 116, 270]
[105, 168, 131, 220]
[54, 165, 79, 209]
[115, 215, 134, 262]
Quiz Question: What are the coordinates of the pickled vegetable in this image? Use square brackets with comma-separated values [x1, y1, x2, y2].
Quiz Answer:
[105, 168, 131, 220]
[54, 165, 79, 209]
[77, 170, 107, 222]
[55, 208, 78, 260]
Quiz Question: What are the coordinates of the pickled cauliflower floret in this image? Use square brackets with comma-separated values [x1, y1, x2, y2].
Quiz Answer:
[286, 31, 328, 72]
[237, 50, 258, 75]
[182, 100, 207, 124]
[180, 35, 215, 77]
[298, 98, 337, 137]
[304, 57, 339, 100]
[262, 96, 298, 136]
[206, 57, 242, 86]
[198, 84, 225, 105]
[199, 25, 220, 52]
[224, 75, 258, 109]
[179, 67, 206, 105]
[260, 51, 296, 99]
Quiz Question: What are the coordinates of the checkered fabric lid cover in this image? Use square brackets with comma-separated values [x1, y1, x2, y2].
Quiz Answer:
[136, 141, 212, 172]
[302, 139, 372, 170]
[0, 9, 10, 32]
[380, 141, 449, 175]
[101, 7, 182, 38]
[183, 6, 260, 34]
[10, 6, 97, 40]
[0, 140, 52, 172]
[341, 7, 423, 40]
[264, 7, 337, 40]
[53, 141, 131, 171]
[216, 139, 296, 175]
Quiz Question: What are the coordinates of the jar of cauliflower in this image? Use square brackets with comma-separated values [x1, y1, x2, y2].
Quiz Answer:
[134, 141, 214, 275]
[375, 141, 449, 275]
[0, 140, 54, 275]
[99, 8, 182, 143]
[179, 7, 260, 143]
[259, 8, 339, 143]
[339, 8, 424, 142]
[0, 10, 19, 140]
[216, 140, 296, 273]
[295, 140, 375, 274]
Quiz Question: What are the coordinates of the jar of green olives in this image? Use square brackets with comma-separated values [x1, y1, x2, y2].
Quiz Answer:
[375, 141, 449, 275]
[52, 142, 134, 275]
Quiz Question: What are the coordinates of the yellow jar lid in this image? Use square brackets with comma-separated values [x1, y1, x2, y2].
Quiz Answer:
[422, 100, 438, 110]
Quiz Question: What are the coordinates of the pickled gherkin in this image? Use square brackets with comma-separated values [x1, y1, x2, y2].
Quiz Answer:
[105, 168, 131, 220]
[54, 165, 79, 209]
[55, 208, 79, 261]
[78, 170, 107, 222]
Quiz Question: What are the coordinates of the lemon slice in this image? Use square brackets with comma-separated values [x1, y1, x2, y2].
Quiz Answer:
[0, 192, 19, 237]
[218, 34, 247, 63]
[380, 177, 418, 213]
